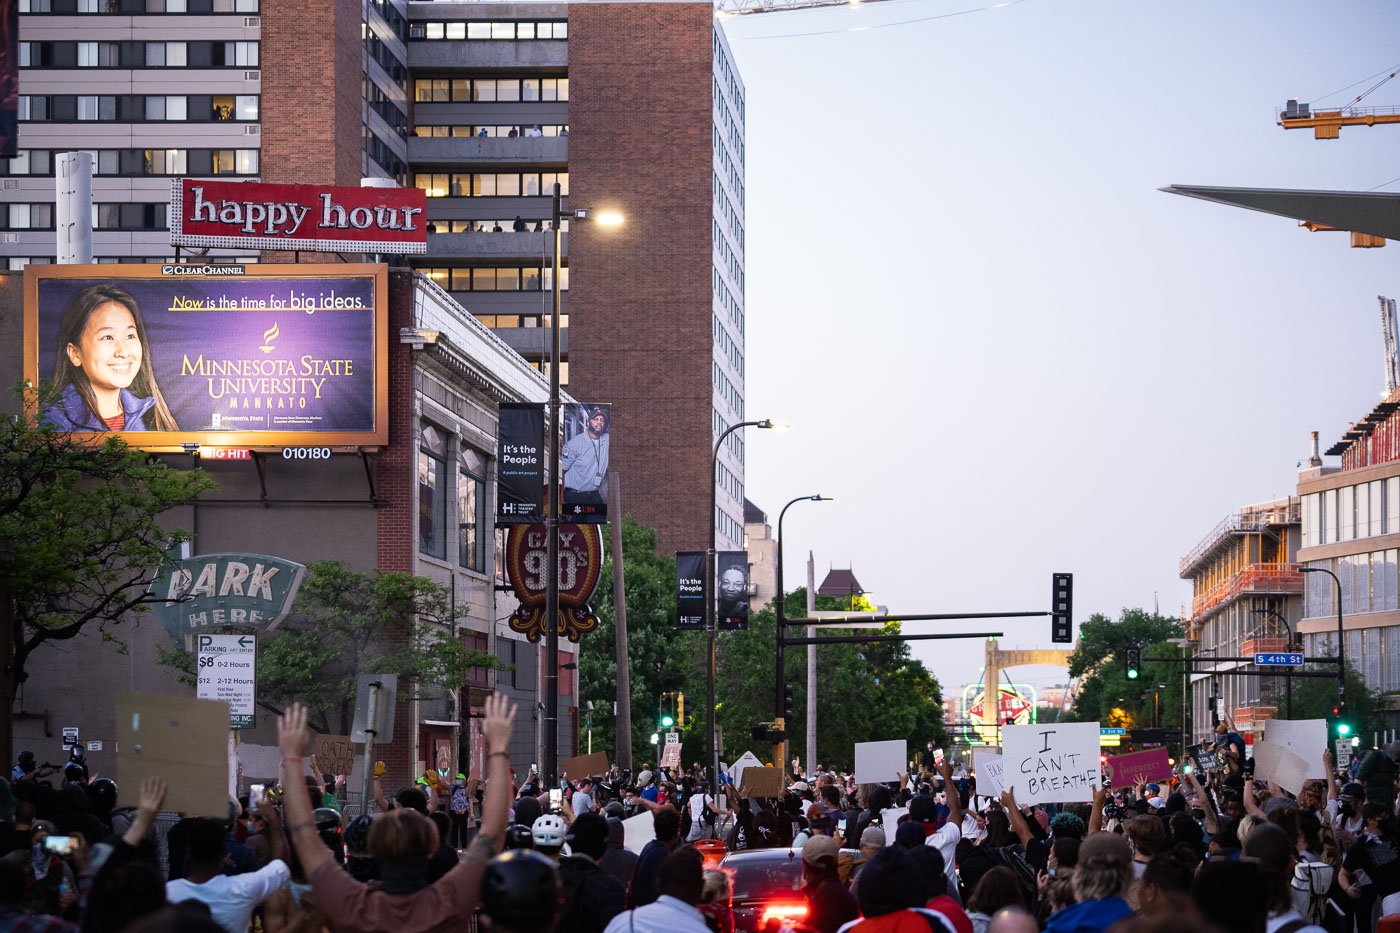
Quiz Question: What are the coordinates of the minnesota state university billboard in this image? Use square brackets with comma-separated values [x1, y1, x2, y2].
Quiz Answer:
[23, 264, 387, 447]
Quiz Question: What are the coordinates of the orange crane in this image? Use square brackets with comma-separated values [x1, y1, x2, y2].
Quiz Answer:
[1277, 99, 1400, 139]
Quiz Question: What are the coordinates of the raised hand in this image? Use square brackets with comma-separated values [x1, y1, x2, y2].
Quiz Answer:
[277, 703, 311, 759]
[482, 692, 518, 753]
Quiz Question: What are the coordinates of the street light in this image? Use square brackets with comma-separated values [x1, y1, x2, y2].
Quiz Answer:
[542, 184, 622, 787]
[774, 494, 832, 766]
[1299, 566, 1347, 716]
[707, 418, 784, 788]
[1250, 606, 1296, 717]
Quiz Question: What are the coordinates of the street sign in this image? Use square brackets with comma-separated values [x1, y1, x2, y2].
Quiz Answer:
[1336, 739, 1352, 771]
[665, 732, 680, 744]
[1255, 653, 1304, 666]
[1100, 728, 1125, 735]
[196, 633, 256, 729]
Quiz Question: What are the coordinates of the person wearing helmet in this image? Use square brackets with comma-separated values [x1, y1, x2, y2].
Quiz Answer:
[480, 849, 562, 933]
[277, 693, 519, 931]
[504, 824, 535, 851]
[344, 815, 378, 883]
[1334, 781, 1367, 849]
[532, 814, 569, 859]
[556, 812, 625, 933]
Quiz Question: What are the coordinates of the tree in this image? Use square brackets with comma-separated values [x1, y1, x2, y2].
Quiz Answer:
[578, 521, 946, 772]
[0, 383, 216, 762]
[1067, 609, 1184, 730]
[158, 560, 500, 734]
[1262, 642, 1379, 740]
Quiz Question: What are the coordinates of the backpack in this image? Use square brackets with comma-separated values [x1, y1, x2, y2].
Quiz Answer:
[1290, 859, 1335, 926]
[450, 786, 469, 815]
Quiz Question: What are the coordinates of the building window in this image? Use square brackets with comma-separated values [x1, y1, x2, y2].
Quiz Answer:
[78, 96, 117, 121]
[5, 204, 54, 230]
[216, 41, 259, 67]
[419, 424, 448, 559]
[143, 149, 186, 175]
[459, 448, 487, 572]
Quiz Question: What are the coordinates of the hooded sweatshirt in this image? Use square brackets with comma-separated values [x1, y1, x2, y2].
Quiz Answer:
[1045, 897, 1134, 933]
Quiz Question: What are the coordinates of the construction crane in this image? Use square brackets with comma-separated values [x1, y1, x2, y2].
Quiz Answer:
[714, 0, 897, 15]
[1278, 99, 1400, 139]
[1383, 297, 1400, 395]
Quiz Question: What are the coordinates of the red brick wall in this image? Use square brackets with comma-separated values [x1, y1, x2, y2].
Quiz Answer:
[566, 3, 716, 557]
[260, 0, 362, 187]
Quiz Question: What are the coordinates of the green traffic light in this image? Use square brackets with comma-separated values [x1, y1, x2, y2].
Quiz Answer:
[661, 715, 674, 728]
[1127, 670, 1139, 680]
[1339, 723, 1351, 736]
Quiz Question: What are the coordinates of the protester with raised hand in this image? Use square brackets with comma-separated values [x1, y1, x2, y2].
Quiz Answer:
[277, 692, 517, 932]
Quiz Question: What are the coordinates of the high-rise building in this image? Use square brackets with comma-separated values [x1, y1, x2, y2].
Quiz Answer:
[0, 0, 747, 555]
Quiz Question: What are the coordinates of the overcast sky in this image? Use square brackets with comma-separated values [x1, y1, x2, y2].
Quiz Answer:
[725, 0, 1400, 703]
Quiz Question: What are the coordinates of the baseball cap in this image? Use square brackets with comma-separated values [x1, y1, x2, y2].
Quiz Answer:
[1147, 797, 1166, 809]
[1079, 831, 1131, 864]
[801, 834, 839, 867]
[860, 826, 887, 848]
[789, 781, 811, 793]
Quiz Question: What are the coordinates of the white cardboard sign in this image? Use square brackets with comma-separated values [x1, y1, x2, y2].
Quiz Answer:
[1252, 739, 1310, 795]
[854, 740, 907, 785]
[1002, 722, 1102, 805]
[973, 750, 1005, 799]
[880, 806, 909, 841]
[622, 811, 655, 854]
[1262, 719, 1328, 779]
[730, 751, 763, 789]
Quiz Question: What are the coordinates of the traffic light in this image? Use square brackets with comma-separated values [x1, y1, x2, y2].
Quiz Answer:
[1051, 573, 1073, 644]
[1333, 701, 1351, 738]
[677, 693, 685, 726]
[1124, 647, 1141, 680]
[661, 714, 674, 728]
[783, 683, 795, 720]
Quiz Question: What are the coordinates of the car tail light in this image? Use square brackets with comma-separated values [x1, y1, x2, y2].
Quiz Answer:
[760, 903, 808, 924]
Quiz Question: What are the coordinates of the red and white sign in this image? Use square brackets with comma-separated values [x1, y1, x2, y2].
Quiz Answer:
[968, 688, 1032, 723]
[170, 179, 428, 254]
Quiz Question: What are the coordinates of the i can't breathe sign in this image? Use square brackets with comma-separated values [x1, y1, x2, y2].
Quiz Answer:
[1002, 722, 1103, 805]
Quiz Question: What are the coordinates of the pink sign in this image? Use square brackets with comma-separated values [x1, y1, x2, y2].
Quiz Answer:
[1104, 747, 1171, 787]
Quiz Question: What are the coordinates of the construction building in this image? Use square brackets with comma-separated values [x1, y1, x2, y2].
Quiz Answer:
[1, 0, 748, 556]
[743, 497, 777, 612]
[1180, 497, 1302, 744]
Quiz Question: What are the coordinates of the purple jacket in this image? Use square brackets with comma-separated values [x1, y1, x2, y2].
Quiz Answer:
[44, 383, 155, 432]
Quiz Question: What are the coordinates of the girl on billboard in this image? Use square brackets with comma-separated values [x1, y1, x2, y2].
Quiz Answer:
[45, 284, 179, 432]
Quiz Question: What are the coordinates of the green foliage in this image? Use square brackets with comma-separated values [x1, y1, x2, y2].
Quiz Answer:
[1262, 642, 1379, 739]
[0, 382, 215, 697]
[158, 560, 500, 733]
[579, 520, 946, 771]
[1067, 609, 1184, 729]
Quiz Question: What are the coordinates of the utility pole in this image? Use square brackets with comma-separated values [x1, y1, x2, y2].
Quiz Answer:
[806, 551, 816, 776]
[608, 471, 632, 771]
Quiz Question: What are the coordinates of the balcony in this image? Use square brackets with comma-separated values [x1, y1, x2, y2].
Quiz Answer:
[1189, 563, 1303, 620]
[1180, 498, 1301, 578]
[408, 41, 568, 70]
[408, 134, 567, 165]
[1240, 636, 1297, 656]
[426, 230, 565, 260]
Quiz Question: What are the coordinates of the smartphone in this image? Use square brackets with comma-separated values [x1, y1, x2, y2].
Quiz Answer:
[549, 788, 563, 809]
[249, 783, 266, 808]
[836, 819, 846, 835]
[531, 763, 538, 774]
[933, 748, 944, 766]
[43, 835, 77, 856]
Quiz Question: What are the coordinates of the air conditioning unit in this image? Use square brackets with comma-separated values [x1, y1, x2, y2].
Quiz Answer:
[243, 124, 259, 135]
[2, 179, 17, 190]
[244, 16, 259, 27]
[244, 70, 260, 81]
[3, 234, 18, 243]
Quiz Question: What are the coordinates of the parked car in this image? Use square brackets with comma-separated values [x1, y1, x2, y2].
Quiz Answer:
[719, 846, 859, 933]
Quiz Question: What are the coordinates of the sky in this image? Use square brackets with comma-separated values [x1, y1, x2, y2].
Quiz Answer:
[723, 0, 1400, 703]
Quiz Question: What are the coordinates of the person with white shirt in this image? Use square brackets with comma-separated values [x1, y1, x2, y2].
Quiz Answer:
[685, 783, 720, 842]
[602, 846, 710, 933]
[165, 814, 290, 933]
[572, 778, 595, 815]
[1245, 822, 1328, 933]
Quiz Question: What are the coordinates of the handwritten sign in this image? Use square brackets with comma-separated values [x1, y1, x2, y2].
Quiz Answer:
[660, 742, 682, 768]
[313, 734, 355, 776]
[972, 750, 1005, 798]
[1003, 722, 1102, 805]
[1186, 743, 1212, 774]
[1104, 747, 1171, 786]
[744, 766, 785, 798]
[854, 740, 907, 785]
[562, 751, 609, 779]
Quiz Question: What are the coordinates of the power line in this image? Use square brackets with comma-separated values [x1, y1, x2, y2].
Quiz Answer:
[729, 0, 1026, 41]
[1308, 61, 1400, 106]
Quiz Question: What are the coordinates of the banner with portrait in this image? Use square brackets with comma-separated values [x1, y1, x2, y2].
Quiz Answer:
[716, 550, 750, 630]
[560, 402, 610, 523]
[24, 264, 386, 447]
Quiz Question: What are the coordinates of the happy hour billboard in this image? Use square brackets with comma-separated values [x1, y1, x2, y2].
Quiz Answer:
[23, 264, 388, 447]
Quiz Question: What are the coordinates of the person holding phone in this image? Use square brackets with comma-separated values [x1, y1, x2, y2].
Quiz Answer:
[0, 818, 78, 917]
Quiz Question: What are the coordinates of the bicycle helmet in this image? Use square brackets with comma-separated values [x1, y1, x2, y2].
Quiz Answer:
[531, 813, 568, 848]
[88, 778, 118, 813]
[504, 823, 535, 850]
[343, 815, 374, 856]
[314, 808, 343, 863]
[1339, 782, 1365, 801]
[480, 849, 561, 931]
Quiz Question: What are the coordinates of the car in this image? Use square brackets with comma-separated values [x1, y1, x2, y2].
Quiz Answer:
[718, 846, 861, 933]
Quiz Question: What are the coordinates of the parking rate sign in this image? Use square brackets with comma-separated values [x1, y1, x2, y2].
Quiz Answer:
[196, 634, 256, 729]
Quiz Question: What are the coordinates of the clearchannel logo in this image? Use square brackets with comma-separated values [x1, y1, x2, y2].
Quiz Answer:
[161, 264, 246, 276]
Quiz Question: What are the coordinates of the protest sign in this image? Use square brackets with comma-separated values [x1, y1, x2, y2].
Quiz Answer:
[972, 750, 1005, 799]
[881, 807, 909, 839]
[1186, 743, 1212, 774]
[1263, 719, 1328, 779]
[563, 751, 609, 779]
[660, 742, 682, 768]
[744, 766, 785, 798]
[854, 740, 907, 785]
[313, 734, 355, 776]
[622, 811, 655, 854]
[1104, 747, 1171, 786]
[1252, 739, 1310, 794]
[116, 693, 229, 817]
[1002, 722, 1102, 805]
[730, 751, 763, 789]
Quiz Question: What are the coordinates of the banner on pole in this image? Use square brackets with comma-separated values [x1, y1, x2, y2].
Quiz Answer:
[676, 551, 706, 630]
[497, 403, 545, 523]
[716, 551, 750, 630]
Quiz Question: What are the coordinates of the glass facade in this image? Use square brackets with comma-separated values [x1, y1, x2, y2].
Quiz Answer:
[1301, 478, 1400, 547]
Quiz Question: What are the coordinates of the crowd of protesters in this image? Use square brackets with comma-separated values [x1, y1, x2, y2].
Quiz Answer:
[2, 705, 1400, 933]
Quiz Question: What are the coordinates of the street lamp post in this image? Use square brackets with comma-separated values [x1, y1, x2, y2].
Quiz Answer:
[707, 418, 782, 788]
[775, 494, 831, 764]
[1299, 566, 1346, 713]
[1250, 606, 1296, 718]
[542, 184, 622, 787]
